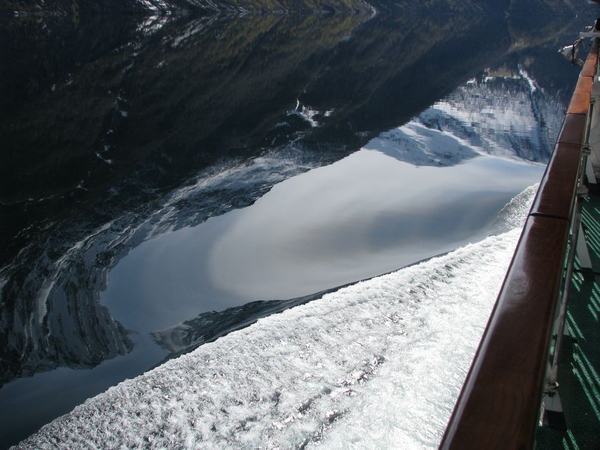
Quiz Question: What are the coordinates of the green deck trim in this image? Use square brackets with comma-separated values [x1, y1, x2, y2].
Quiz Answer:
[536, 185, 600, 449]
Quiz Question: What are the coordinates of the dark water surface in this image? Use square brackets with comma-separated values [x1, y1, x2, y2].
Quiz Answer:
[0, 10, 589, 448]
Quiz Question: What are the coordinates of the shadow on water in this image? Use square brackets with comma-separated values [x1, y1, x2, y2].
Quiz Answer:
[0, 9, 590, 448]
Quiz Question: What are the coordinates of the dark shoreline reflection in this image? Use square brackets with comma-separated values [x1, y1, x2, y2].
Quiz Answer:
[0, 11, 588, 449]
[151, 285, 352, 363]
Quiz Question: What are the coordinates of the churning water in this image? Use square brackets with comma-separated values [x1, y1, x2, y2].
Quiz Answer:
[14, 187, 536, 449]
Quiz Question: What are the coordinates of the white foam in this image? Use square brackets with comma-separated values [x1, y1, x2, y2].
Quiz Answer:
[14, 187, 534, 449]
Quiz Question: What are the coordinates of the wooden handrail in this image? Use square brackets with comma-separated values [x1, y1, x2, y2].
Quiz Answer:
[438, 40, 598, 450]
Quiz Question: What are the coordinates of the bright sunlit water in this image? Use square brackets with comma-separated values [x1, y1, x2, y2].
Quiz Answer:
[16, 186, 535, 449]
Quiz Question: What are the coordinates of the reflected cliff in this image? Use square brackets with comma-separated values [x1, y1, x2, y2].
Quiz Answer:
[0, 11, 586, 389]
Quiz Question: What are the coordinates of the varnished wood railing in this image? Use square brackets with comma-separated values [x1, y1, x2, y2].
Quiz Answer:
[438, 40, 598, 450]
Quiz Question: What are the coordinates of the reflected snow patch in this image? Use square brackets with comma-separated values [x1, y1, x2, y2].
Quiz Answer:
[365, 121, 479, 167]
[288, 100, 333, 128]
[136, 13, 169, 36]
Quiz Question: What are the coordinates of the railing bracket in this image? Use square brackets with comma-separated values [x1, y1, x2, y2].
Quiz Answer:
[583, 144, 591, 155]
[541, 384, 567, 430]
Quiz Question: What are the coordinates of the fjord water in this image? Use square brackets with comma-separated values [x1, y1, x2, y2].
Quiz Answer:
[0, 11, 587, 449]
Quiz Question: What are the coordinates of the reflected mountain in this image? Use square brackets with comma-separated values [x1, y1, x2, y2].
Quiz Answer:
[0, 10, 586, 391]
[2, 0, 586, 17]
[152, 285, 353, 359]
[367, 69, 567, 166]
[3, 0, 375, 15]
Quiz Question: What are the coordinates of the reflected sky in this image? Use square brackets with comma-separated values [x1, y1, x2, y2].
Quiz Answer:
[101, 147, 544, 333]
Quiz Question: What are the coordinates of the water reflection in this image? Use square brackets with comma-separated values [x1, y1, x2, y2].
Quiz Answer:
[207, 152, 540, 300]
[0, 10, 588, 449]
